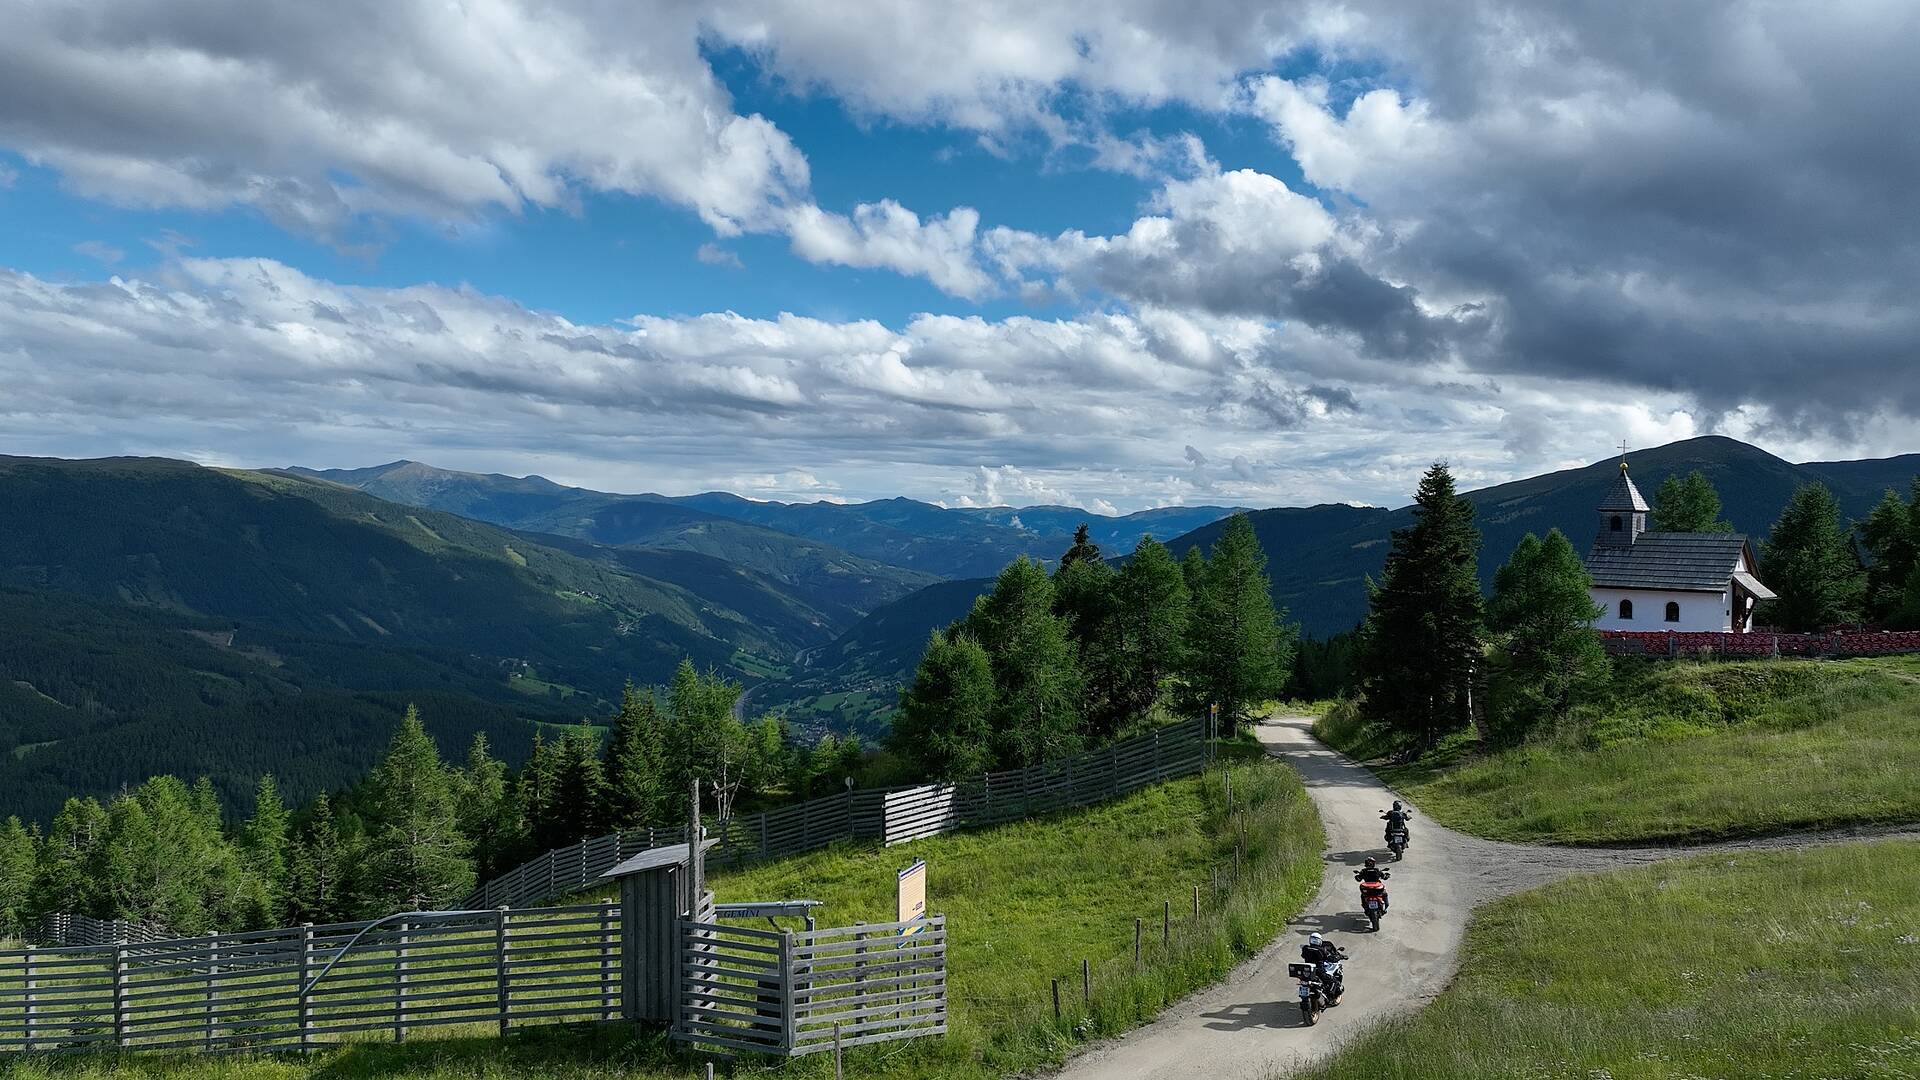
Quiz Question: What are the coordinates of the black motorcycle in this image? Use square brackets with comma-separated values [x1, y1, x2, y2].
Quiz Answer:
[1288, 955, 1345, 1025]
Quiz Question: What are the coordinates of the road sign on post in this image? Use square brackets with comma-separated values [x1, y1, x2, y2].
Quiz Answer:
[897, 859, 927, 934]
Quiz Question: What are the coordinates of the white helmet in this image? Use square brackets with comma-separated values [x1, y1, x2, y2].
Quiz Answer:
[1307, 933, 1322, 946]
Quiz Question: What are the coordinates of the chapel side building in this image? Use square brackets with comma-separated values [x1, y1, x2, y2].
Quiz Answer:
[1583, 462, 1776, 633]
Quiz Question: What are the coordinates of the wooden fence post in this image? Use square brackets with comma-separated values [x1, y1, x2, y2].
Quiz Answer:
[204, 935, 219, 1052]
[297, 924, 315, 1054]
[1081, 958, 1089, 1004]
[779, 931, 797, 1055]
[496, 907, 511, 1035]
[1163, 901, 1170, 945]
[22, 947, 35, 1052]
[113, 942, 129, 1048]
[1193, 884, 1200, 919]
[394, 920, 409, 1042]
[599, 903, 616, 1021]
[1052, 979, 1061, 1019]
[1133, 919, 1142, 968]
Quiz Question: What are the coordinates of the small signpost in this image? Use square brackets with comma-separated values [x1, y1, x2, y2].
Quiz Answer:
[897, 859, 927, 934]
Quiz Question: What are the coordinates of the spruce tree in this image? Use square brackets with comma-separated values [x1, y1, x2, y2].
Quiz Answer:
[286, 795, 356, 924]
[517, 731, 559, 843]
[0, 817, 37, 937]
[360, 705, 473, 913]
[1360, 463, 1486, 748]
[1052, 554, 1125, 739]
[455, 734, 524, 880]
[894, 630, 997, 780]
[603, 685, 666, 830]
[1113, 535, 1190, 722]
[33, 797, 107, 918]
[1181, 515, 1291, 734]
[1857, 480, 1920, 626]
[1058, 523, 1103, 567]
[545, 722, 607, 845]
[1761, 483, 1865, 631]
[1651, 471, 1734, 533]
[1485, 530, 1609, 742]
[239, 775, 291, 926]
[963, 557, 1084, 768]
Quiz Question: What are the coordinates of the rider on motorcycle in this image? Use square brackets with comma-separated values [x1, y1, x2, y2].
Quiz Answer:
[1300, 932, 1346, 996]
[1382, 800, 1413, 846]
[1354, 857, 1391, 912]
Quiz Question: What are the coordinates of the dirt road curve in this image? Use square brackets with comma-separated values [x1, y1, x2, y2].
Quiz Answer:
[1052, 712, 1919, 1080]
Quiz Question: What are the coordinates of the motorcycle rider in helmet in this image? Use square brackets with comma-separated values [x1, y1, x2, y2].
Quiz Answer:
[1354, 857, 1391, 912]
[1300, 932, 1346, 997]
[1381, 800, 1413, 847]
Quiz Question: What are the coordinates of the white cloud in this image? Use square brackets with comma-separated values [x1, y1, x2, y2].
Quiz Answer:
[72, 241, 124, 266]
[786, 201, 994, 299]
[695, 243, 745, 269]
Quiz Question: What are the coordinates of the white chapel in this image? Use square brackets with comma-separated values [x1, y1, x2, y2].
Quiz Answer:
[1583, 460, 1775, 633]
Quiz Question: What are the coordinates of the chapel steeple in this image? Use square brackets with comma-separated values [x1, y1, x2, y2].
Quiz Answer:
[1595, 453, 1649, 549]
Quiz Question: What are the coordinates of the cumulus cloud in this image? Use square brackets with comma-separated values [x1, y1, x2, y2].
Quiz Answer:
[695, 244, 745, 269]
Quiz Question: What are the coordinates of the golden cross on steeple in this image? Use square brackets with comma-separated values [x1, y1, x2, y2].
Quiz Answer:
[1618, 439, 1630, 472]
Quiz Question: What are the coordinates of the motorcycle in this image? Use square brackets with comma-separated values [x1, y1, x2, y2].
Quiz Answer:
[1287, 956, 1344, 1025]
[1380, 809, 1412, 860]
[1355, 869, 1391, 932]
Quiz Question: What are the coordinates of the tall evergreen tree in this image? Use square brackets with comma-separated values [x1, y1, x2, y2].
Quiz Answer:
[602, 685, 666, 830]
[664, 661, 749, 818]
[33, 797, 107, 917]
[894, 630, 997, 780]
[1857, 480, 1920, 627]
[286, 794, 356, 924]
[963, 557, 1084, 768]
[360, 706, 473, 914]
[1651, 471, 1734, 533]
[1485, 530, 1609, 742]
[1113, 535, 1190, 722]
[1761, 483, 1865, 631]
[455, 734, 524, 880]
[1058, 523, 1103, 568]
[1052, 554, 1125, 738]
[1359, 463, 1486, 748]
[542, 722, 607, 846]
[0, 817, 37, 937]
[239, 775, 291, 926]
[516, 731, 559, 841]
[1180, 515, 1292, 734]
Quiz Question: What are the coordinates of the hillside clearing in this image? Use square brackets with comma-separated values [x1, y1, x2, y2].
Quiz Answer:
[1299, 838, 1920, 1080]
[4, 747, 1322, 1080]
[1318, 656, 1920, 844]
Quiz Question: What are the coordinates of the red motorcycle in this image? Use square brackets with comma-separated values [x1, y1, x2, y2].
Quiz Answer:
[1355, 869, 1391, 932]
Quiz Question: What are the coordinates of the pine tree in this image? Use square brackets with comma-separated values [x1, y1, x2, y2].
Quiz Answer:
[1113, 535, 1191, 723]
[665, 662, 750, 819]
[360, 706, 473, 914]
[603, 685, 666, 830]
[743, 715, 787, 795]
[1052, 554, 1125, 738]
[1180, 515, 1292, 734]
[33, 797, 107, 918]
[894, 630, 997, 780]
[286, 795, 356, 924]
[544, 722, 607, 846]
[1857, 480, 1920, 626]
[517, 731, 559, 842]
[239, 775, 291, 926]
[1651, 471, 1734, 533]
[963, 557, 1083, 767]
[456, 734, 524, 880]
[0, 817, 36, 937]
[1058, 523, 1103, 568]
[1359, 463, 1486, 748]
[1761, 483, 1865, 631]
[1485, 530, 1609, 742]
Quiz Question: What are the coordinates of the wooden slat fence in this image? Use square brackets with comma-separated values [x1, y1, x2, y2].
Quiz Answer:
[34, 913, 173, 949]
[0, 904, 619, 1056]
[673, 916, 946, 1057]
[465, 716, 1210, 910]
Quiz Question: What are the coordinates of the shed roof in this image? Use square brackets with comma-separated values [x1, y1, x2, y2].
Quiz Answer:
[1585, 533, 1752, 591]
[599, 838, 717, 880]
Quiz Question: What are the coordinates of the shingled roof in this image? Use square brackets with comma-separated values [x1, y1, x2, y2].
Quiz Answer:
[1585, 533, 1751, 591]
[1597, 466, 1650, 512]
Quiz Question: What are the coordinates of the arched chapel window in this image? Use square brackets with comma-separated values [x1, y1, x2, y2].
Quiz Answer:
[1665, 601, 1680, 622]
[1619, 599, 1633, 620]
[1610, 515, 1623, 531]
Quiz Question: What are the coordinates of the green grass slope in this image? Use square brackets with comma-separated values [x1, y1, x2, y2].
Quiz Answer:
[1318, 656, 1920, 844]
[1302, 838, 1920, 1080]
[5, 749, 1323, 1080]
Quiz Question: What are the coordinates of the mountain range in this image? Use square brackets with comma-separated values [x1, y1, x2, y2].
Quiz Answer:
[2, 436, 1914, 821]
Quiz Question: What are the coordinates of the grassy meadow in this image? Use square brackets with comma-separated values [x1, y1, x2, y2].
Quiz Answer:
[1301, 838, 1920, 1080]
[2, 745, 1322, 1080]
[1316, 656, 1920, 844]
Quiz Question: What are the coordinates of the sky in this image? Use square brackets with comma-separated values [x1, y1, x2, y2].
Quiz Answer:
[2, 1, 1917, 512]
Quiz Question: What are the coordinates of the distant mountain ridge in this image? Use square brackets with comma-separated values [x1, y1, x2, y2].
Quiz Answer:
[289, 461, 1246, 580]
